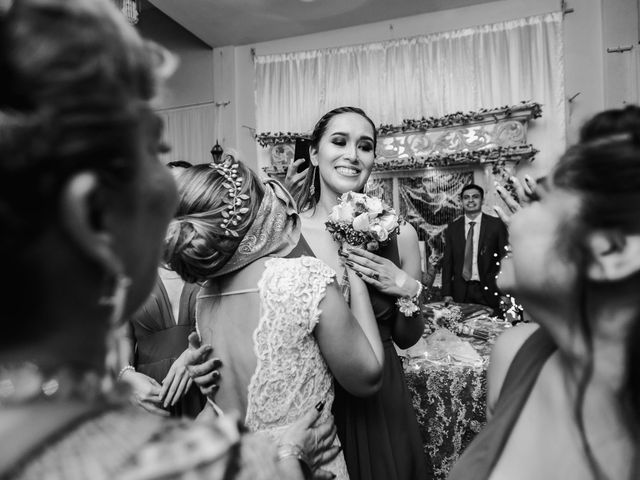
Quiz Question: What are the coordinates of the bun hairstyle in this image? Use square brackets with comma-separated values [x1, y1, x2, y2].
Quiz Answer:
[0, 0, 175, 250]
[0, 0, 174, 347]
[163, 155, 265, 283]
[296, 106, 377, 212]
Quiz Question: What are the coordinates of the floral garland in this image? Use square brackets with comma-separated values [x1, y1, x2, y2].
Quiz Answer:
[261, 144, 537, 177]
[377, 101, 542, 136]
[255, 132, 309, 148]
[371, 145, 538, 172]
[254, 101, 542, 148]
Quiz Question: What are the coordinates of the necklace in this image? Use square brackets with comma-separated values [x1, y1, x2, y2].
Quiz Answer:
[0, 362, 126, 406]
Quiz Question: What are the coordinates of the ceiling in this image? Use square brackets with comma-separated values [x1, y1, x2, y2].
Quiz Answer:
[148, 0, 499, 48]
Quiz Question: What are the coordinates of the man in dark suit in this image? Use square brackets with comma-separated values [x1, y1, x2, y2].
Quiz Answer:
[441, 183, 508, 311]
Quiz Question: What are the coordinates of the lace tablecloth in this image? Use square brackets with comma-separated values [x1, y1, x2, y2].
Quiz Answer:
[402, 303, 511, 480]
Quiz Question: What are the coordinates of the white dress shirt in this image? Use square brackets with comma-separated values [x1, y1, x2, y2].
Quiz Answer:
[464, 214, 482, 281]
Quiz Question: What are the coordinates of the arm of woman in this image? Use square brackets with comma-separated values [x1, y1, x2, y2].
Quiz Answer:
[392, 222, 427, 348]
[485, 323, 539, 420]
[314, 273, 384, 397]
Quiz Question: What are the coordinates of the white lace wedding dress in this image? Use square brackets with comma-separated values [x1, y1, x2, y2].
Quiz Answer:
[245, 256, 349, 480]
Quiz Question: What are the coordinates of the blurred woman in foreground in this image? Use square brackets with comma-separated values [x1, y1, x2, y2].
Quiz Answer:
[0, 1, 335, 478]
[449, 132, 640, 479]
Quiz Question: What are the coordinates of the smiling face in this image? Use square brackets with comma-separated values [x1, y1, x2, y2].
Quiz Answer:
[461, 187, 483, 216]
[311, 112, 376, 200]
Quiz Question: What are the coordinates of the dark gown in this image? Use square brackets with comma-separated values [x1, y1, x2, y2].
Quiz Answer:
[294, 235, 427, 480]
[129, 276, 206, 418]
[447, 328, 556, 480]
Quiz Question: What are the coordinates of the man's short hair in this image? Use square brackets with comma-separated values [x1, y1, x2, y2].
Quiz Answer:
[167, 160, 193, 169]
[461, 183, 484, 199]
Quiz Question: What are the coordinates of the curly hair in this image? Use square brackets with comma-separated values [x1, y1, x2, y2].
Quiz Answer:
[163, 157, 265, 283]
[0, 0, 173, 250]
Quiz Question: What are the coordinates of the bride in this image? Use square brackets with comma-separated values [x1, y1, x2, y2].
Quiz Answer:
[163, 156, 385, 479]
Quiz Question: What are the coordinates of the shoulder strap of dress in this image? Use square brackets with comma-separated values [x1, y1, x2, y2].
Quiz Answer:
[497, 327, 557, 404]
[198, 287, 260, 298]
[447, 327, 557, 480]
[0, 402, 114, 480]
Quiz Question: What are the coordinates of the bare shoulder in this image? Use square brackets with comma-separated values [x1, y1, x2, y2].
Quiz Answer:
[486, 323, 539, 414]
[397, 221, 419, 247]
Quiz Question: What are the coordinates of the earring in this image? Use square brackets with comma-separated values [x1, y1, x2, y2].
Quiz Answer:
[309, 166, 318, 197]
[99, 273, 132, 389]
[99, 273, 132, 328]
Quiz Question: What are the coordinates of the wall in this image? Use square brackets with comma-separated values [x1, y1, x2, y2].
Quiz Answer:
[138, 7, 214, 110]
[601, 0, 639, 108]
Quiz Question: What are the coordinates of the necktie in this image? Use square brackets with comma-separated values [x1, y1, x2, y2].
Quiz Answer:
[462, 221, 476, 281]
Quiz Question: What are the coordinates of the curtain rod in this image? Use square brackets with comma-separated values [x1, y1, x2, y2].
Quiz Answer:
[155, 100, 216, 112]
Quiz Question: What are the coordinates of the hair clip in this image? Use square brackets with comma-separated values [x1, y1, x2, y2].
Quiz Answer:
[209, 157, 249, 237]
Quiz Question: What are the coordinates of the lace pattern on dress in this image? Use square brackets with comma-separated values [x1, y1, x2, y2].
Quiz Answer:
[245, 257, 335, 431]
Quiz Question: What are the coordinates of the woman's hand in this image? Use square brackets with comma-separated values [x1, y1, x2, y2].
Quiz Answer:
[159, 348, 199, 408]
[184, 331, 223, 398]
[343, 246, 420, 298]
[120, 370, 169, 416]
[493, 175, 538, 225]
[279, 402, 340, 480]
[283, 158, 308, 196]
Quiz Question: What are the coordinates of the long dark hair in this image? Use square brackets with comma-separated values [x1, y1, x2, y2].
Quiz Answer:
[552, 135, 640, 479]
[295, 106, 377, 212]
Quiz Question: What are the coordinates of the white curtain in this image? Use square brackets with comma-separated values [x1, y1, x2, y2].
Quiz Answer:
[255, 12, 565, 176]
[157, 103, 216, 165]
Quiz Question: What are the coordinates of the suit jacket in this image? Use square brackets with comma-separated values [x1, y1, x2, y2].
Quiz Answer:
[441, 213, 508, 309]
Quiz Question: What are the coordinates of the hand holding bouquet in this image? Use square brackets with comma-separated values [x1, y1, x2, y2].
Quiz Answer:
[325, 192, 401, 252]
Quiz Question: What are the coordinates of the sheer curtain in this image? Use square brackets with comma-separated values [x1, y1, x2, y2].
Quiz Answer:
[157, 103, 216, 165]
[255, 12, 565, 176]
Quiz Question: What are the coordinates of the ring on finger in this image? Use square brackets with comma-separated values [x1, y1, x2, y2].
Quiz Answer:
[371, 271, 379, 280]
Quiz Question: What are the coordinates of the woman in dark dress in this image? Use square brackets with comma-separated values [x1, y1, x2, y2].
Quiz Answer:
[289, 106, 428, 480]
[124, 272, 206, 418]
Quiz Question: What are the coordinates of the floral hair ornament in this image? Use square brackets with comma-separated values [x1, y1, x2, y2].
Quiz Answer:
[209, 155, 250, 237]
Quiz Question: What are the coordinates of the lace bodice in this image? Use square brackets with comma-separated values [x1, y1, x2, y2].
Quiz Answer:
[245, 256, 336, 431]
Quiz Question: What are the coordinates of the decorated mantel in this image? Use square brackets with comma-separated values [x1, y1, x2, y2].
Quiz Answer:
[256, 101, 541, 290]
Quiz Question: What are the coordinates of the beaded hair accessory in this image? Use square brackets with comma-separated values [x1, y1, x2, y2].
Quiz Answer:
[209, 156, 250, 237]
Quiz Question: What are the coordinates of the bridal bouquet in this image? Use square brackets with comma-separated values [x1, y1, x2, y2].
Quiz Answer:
[325, 192, 401, 252]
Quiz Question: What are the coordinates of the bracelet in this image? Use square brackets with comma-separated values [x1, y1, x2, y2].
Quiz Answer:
[117, 365, 135, 382]
[396, 280, 423, 316]
[276, 442, 313, 478]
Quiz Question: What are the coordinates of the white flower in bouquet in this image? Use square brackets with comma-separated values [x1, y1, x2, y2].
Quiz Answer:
[364, 196, 384, 216]
[352, 212, 371, 232]
[378, 212, 399, 232]
[370, 224, 389, 242]
[331, 202, 355, 222]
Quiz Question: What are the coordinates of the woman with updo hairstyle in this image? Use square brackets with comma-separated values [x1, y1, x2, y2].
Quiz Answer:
[0, 1, 339, 479]
[164, 154, 386, 480]
[449, 128, 640, 480]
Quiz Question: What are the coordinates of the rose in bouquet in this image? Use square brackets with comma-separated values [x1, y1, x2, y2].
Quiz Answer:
[325, 191, 401, 251]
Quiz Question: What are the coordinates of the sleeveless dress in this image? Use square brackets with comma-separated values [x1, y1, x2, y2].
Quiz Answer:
[198, 256, 349, 480]
[330, 237, 428, 480]
[447, 327, 556, 480]
[129, 276, 205, 418]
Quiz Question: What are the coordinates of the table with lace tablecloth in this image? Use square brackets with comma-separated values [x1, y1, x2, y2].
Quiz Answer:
[402, 303, 511, 480]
